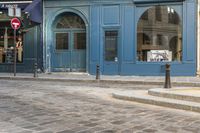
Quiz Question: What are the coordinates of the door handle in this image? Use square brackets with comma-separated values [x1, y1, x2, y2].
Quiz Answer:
[115, 57, 118, 62]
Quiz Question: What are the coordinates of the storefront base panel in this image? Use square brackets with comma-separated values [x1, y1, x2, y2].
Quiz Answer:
[89, 63, 196, 76]
[120, 63, 196, 76]
[0, 59, 38, 73]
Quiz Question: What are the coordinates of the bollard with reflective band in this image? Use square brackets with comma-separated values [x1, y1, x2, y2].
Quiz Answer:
[164, 64, 171, 88]
[96, 64, 100, 80]
[34, 62, 38, 78]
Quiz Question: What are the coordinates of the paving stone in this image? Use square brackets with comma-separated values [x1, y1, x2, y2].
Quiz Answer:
[142, 128, 158, 133]
[121, 129, 134, 133]
[111, 120, 126, 125]
[38, 131, 54, 133]
[56, 130, 75, 133]
[98, 129, 117, 133]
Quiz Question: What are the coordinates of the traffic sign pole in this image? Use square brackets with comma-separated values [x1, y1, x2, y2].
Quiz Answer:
[10, 18, 21, 76]
[14, 29, 16, 76]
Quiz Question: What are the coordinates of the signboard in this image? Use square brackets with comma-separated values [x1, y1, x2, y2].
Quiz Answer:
[8, 7, 21, 17]
[1, 4, 18, 9]
[147, 50, 172, 62]
[10, 18, 21, 30]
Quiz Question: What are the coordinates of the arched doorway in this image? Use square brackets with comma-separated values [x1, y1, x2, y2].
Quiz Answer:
[51, 12, 86, 72]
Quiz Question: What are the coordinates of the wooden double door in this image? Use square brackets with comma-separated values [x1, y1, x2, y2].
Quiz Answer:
[52, 30, 86, 72]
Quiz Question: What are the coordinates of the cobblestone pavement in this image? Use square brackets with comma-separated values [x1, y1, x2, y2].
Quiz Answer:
[0, 80, 200, 133]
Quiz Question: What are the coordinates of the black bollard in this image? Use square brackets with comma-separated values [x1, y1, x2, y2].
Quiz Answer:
[34, 62, 38, 78]
[96, 64, 100, 80]
[164, 63, 171, 88]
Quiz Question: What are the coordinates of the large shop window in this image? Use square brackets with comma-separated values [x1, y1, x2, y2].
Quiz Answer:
[0, 26, 23, 63]
[137, 6, 182, 62]
[104, 31, 118, 61]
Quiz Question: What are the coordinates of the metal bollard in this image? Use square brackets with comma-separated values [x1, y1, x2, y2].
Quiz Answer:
[34, 62, 38, 78]
[164, 63, 171, 88]
[96, 64, 100, 80]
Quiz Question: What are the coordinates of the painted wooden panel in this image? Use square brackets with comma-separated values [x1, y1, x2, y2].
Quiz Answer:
[90, 5, 100, 62]
[122, 5, 135, 62]
[24, 27, 35, 58]
[121, 63, 196, 76]
[185, 2, 196, 61]
[103, 5, 120, 25]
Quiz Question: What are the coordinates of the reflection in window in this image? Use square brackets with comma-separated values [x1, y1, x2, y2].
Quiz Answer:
[157, 34, 163, 45]
[141, 11, 148, 20]
[156, 6, 162, 21]
[105, 31, 118, 61]
[0, 26, 23, 63]
[74, 33, 86, 49]
[137, 6, 182, 62]
[168, 7, 179, 24]
[56, 33, 68, 50]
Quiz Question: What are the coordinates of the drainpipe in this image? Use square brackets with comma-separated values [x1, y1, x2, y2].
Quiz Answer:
[197, 0, 200, 76]
[43, 0, 50, 74]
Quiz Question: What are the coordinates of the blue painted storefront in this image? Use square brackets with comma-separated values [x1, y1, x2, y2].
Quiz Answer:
[44, 0, 197, 76]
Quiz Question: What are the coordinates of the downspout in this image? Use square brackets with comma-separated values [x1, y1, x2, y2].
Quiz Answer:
[197, 0, 200, 76]
[42, 0, 47, 73]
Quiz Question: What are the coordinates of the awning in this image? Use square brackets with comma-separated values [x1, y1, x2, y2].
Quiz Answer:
[23, 0, 42, 23]
[0, 1, 32, 10]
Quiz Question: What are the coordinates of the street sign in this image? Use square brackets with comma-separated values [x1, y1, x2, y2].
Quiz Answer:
[8, 8, 21, 17]
[10, 18, 21, 30]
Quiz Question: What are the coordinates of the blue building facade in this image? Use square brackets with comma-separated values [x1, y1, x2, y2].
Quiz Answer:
[44, 0, 197, 76]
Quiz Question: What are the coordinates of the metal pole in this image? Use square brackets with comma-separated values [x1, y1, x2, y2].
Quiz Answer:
[96, 64, 100, 80]
[164, 63, 171, 88]
[14, 29, 16, 76]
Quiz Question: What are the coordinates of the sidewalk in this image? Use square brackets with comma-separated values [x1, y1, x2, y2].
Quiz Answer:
[2, 72, 200, 113]
[0, 72, 200, 86]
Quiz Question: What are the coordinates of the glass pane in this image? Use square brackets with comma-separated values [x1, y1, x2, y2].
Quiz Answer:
[56, 33, 68, 50]
[105, 31, 118, 61]
[0, 25, 23, 63]
[137, 6, 182, 62]
[56, 12, 85, 29]
[74, 33, 86, 49]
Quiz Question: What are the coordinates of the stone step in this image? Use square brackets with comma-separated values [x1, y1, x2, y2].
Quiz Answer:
[148, 88, 200, 103]
[112, 90, 200, 113]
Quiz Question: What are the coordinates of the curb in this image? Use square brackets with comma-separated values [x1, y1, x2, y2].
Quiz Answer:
[148, 88, 200, 103]
[0, 76, 200, 87]
[112, 92, 200, 113]
[0, 77, 200, 87]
